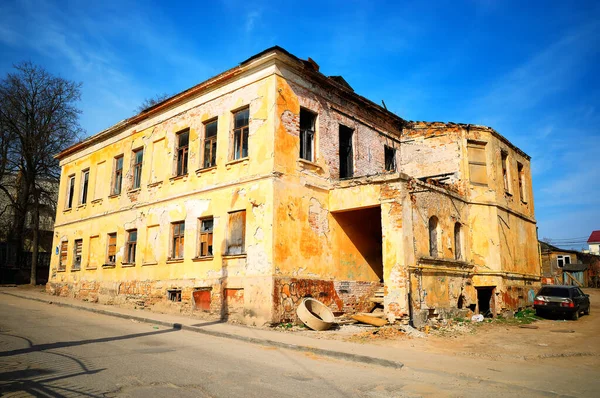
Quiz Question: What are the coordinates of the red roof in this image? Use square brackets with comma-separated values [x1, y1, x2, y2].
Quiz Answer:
[588, 230, 600, 243]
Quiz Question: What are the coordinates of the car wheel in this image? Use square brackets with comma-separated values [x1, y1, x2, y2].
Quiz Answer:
[584, 305, 590, 316]
[572, 309, 579, 321]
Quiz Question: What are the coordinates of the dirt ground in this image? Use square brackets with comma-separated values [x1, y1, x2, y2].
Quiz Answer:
[283, 288, 600, 366]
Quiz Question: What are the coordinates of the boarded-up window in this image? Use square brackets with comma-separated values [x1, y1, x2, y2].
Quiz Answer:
[150, 138, 164, 183]
[88, 235, 100, 269]
[59, 241, 68, 271]
[106, 233, 117, 265]
[171, 221, 185, 259]
[144, 225, 159, 264]
[467, 141, 487, 185]
[226, 210, 246, 255]
[197, 218, 214, 257]
[73, 239, 82, 270]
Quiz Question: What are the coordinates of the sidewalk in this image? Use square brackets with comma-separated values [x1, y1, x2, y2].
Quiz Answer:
[0, 286, 405, 369]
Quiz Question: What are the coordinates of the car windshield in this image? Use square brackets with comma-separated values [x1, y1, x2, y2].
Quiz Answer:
[538, 287, 571, 298]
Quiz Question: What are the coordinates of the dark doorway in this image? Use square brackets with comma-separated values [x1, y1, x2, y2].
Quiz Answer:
[333, 206, 383, 281]
[476, 286, 495, 317]
[339, 125, 354, 179]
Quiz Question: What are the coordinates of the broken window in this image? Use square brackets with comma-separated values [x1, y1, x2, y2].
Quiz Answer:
[168, 289, 182, 302]
[299, 108, 316, 162]
[203, 119, 218, 168]
[501, 150, 510, 193]
[517, 162, 526, 202]
[339, 125, 354, 178]
[384, 145, 396, 172]
[59, 240, 68, 271]
[226, 210, 246, 255]
[73, 239, 82, 270]
[232, 108, 249, 160]
[454, 222, 462, 260]
[112, 155, 123, 195]
[467, 141, 487, 185]
[176, 129, 189, 176]
[171, 221, 185, 259]
[106, 232, 117, 265]
[197, 217, 214, 257]
[429, 216, 439, 257]
[557, 255, 571, 268]
[66, 175, 75, 209]
[132, 148, 144, 189]
[125, 229, 137, 263]
[80, 169, 89, 205]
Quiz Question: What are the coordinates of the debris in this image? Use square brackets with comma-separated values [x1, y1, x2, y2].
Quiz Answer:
[399, 324, 427, 338]
[296, 298, 335, 331]
[471, 314, 484, 322]
[351, 314, 388, 327]
[518, 325, 539, 329]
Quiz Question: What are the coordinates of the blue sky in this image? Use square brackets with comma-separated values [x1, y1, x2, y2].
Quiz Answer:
[1, 0, 598, 249]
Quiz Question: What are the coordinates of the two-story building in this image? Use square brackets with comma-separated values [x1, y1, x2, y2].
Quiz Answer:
[47, 47, 541, 326]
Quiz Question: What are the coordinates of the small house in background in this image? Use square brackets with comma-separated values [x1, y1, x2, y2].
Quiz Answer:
[539, 240, 600, 287]
[587, 230, 600, 255]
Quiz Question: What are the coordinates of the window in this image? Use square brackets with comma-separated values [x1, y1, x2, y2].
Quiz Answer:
[112, 155, 123, 195]
[384, 145, 396, 172]
[501, 150, 510, 193]
[557, 255, 571, 268]
[339, 125, 354, 178]
[203, 119, 218, 168]
[125, 229, 137, 263]
[106, 233, 117, 265]
[80, 169, 89, 205]
[132, 148, 144, 189]
[176, 130, 189, 176]
[226, 210, 246, 255]
[517, 162, 526, 202]
[73, 239, 82, 270]
[299, 108, 316, 162]
[59, 241, 68, 271]
[66, 175, 75, 209]
[197, 217, 214, 257]
[232, 108, 249, 160]
[454, 223, 462, 260]
[171, 221, 185, 259]
[467, 141, 487, 185]
[168, 289, 182, 302]
[429, 216, 439, 257]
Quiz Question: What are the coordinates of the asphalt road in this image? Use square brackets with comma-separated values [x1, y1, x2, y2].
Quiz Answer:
[0, 294, 594, 397]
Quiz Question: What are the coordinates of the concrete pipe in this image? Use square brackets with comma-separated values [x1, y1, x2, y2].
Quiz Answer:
[296, 297, 335, 331]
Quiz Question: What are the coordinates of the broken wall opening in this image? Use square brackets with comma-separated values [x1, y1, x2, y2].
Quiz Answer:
[333, 206, 383, 282]
[476, 286, 495, 317]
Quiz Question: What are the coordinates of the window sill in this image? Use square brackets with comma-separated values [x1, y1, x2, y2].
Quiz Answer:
[417, 256, 474, 268]
[225, 158, 249, 168]
[71, 268, 81, 272]
[222, 253, 247, 259]
[121, 263, 136, 267]
[142, 262, 157, 266]
[170, 174, 188, 182]
[297, 158, 321, 169]
[108, 193, 120, 199]
[103, 263, 116, 268]
[195, 166, 217, 175]
[86, 267, 97, 270]
[192, 256, 214, 262]
[57, 269, 66, 273]
[505, 191, 513, 197]
[91, 198, 103, 204]
[470, 182, 488, 187]
[166, 258, 184, 264]
[127, 188, 141, 194]
[77, 204, 87, 209]
[63, 208, 72, 213]
[147, 181, 163, 188]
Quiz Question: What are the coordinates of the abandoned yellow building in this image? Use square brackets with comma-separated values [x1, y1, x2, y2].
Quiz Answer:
[48, 47, 541, 326]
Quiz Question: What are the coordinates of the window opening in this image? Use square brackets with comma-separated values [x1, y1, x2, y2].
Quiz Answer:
[384, 145, 396, 172]
[132, 148, 144, 189]
[517, 162, 526, 202]
[168, 289, 182, 302]
[112, 155, 123, 195]
[467, 141, 487, 185]
[73, 239, 82, 270]
[454, 222, 462, 260]
[232, 108, 249, 160]
[80, 170, 89, 204]
[171, 221, 185, 259]
[203, 120, 218, 168]
[176, 130, 189, 176]
[226, 210, 246, 255]
[198, 218, 214, 257]
[106, 233, 117, 265]
[59, 241, 68, 271]
[125, 229, 137, 263]
[501, 150, 509, 192]
[66, 175, 75, 209]
[429, 216, 439, 257]
[299, 108, 316, 162]
[339, 125, 354, 178]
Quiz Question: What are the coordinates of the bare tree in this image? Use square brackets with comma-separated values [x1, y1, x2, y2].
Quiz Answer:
[136, 93, 171, 114]
[0, 62, 83, 284]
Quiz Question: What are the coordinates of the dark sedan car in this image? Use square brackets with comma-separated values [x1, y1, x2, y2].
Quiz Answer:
[533, 285, 591, 320]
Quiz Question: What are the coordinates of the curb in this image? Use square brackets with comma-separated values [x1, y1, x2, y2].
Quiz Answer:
[0, 291, 403, 369]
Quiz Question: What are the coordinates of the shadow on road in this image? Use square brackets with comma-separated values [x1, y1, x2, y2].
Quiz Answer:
[0, 325, 181, 357]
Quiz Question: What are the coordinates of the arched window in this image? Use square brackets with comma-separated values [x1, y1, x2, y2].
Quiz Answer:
[429, 216, 439, 257]
[454, 222, 462, 260]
